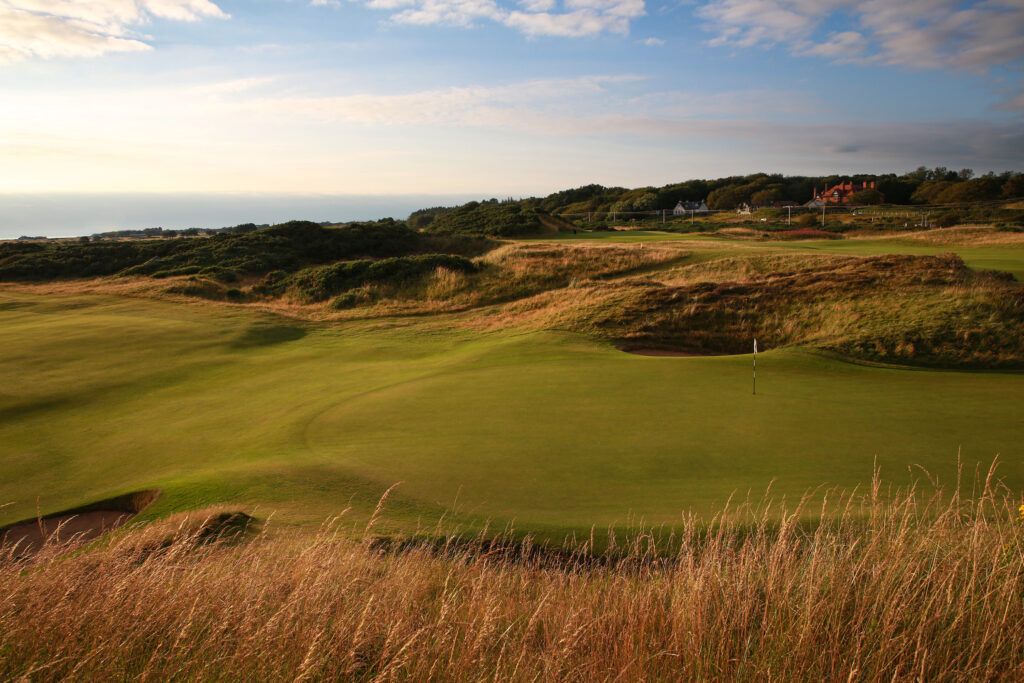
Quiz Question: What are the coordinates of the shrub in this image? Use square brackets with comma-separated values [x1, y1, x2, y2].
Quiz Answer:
[288, 254, 479, 303]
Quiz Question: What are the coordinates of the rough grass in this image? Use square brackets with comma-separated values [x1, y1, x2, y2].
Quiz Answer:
[481, 252, 1024, 367]
[294, 242, 690, 319]
[854, 225, 1024, 246]
[2, 471, 1023, 681]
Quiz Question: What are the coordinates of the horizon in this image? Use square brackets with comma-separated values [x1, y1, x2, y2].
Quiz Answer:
[0, 192, 490, 239]
[3, 164, 1013, 240]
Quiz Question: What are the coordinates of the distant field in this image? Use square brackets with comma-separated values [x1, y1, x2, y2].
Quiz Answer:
[1, 290, 1020, 538]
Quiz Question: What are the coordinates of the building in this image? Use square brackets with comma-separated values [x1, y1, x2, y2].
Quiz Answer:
[811, 180, 882, 205]
[673, 200, 709, 216]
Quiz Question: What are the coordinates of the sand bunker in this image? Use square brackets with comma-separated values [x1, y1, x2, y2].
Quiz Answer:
[0, 489, 159, 556]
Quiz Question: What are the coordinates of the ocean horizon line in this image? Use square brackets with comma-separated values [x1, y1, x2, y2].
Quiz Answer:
[0, 192, 510, 240]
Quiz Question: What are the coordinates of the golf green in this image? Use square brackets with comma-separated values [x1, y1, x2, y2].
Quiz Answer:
[1, 290, 1020, 534]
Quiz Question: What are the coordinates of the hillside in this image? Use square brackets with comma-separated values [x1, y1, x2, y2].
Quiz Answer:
[0, 220, 496, 282]
[414, 169, 1024, 236]
[3, 223, 1022, 369]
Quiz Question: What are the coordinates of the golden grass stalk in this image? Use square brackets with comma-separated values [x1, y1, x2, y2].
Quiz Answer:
[2, 469, 1023, 681]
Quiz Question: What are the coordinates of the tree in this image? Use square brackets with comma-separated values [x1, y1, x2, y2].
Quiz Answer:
[850, 189, 884, 205]
[1003, 173, 1024, 199]
[938, 177, 1003, 203]
[707, 184, 752, 210]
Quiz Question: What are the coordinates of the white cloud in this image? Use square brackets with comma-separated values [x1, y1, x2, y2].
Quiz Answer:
[0, 0, 228, 63]
[341, 0, 645, 37]
[642, 37, 664, 46]
[249, 75, 642, 128]
[698, 0, 1024, 71]
[795, 31, 865, 59]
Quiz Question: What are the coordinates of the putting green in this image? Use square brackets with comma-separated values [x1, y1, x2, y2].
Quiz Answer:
[1, 290, 1020, 535]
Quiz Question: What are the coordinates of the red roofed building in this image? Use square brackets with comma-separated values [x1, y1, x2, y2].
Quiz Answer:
[812, 180, 881, 205]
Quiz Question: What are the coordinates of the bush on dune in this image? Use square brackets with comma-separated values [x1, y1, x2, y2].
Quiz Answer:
[425, 201, 545, 237]
[284, 254, 479, 303]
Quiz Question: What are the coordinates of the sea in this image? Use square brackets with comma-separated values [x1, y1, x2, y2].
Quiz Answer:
[0, 193, 487, 240]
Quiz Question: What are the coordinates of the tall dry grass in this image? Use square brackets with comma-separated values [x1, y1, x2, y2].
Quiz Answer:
[2, 468, 1024, 681]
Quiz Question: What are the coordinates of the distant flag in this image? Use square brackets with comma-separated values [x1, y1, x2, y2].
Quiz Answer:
[752, 338, 757, 395]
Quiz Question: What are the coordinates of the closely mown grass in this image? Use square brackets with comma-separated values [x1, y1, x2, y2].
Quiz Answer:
[3, 468, 1023, 681]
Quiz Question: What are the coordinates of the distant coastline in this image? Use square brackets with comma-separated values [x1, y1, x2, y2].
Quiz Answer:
[0, 193, 486, 240]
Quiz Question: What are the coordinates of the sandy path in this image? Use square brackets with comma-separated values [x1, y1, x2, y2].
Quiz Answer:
[1, 511, 132, 553]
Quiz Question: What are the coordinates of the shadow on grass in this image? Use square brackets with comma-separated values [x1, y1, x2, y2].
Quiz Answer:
[230, 324, 307, 349]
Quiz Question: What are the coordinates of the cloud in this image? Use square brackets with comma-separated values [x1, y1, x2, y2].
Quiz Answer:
[795, 31, 865, 59]
[0, 0, 228, 63]
[4, 74, 1020, 194]
[995, 91, 1024, 111]
[232, 76, 1023, 166]
[249, 75, 644, 128]
[338, 0, 646, 37]
[641, 37, 664, 46]
[254, 78, 1024, 166]
[697, 0, 1024, 71]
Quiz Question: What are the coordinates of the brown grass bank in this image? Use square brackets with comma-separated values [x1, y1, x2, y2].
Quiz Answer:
[2, 471, 1023, 681]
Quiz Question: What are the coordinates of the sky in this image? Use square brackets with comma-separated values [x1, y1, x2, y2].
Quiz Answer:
[0, 0, 1023, 200]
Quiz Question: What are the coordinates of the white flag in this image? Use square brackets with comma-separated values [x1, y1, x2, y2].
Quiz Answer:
[754, 339, 758, 354]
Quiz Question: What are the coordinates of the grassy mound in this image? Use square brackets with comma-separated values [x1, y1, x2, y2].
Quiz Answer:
[492, 252, 1024, 368]
[424, 200, 544, 237]
[280, 254, 479, 304]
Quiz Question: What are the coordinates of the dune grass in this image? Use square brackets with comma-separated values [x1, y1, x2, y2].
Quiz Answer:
[534, 226, 1024, 281]
[2, 471, 1023, 681]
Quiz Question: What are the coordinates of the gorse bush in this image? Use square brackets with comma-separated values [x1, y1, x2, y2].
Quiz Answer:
[2, 467, 1023, 680]
[284, 254, 478, 303]
[425, 201, 544, 237]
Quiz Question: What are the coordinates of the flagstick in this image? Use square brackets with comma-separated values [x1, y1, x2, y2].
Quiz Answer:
[752, 338, 757, 395]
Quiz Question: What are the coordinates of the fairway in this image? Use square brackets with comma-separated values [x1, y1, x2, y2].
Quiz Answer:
[1, 290, 1021, 535]
[537, 229, 1024, 281]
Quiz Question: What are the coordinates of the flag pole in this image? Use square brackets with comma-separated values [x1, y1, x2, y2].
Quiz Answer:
[753, 338, 757, 395]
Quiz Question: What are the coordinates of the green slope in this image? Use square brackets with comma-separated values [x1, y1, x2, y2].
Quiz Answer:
[1, 291, 1021, 536]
